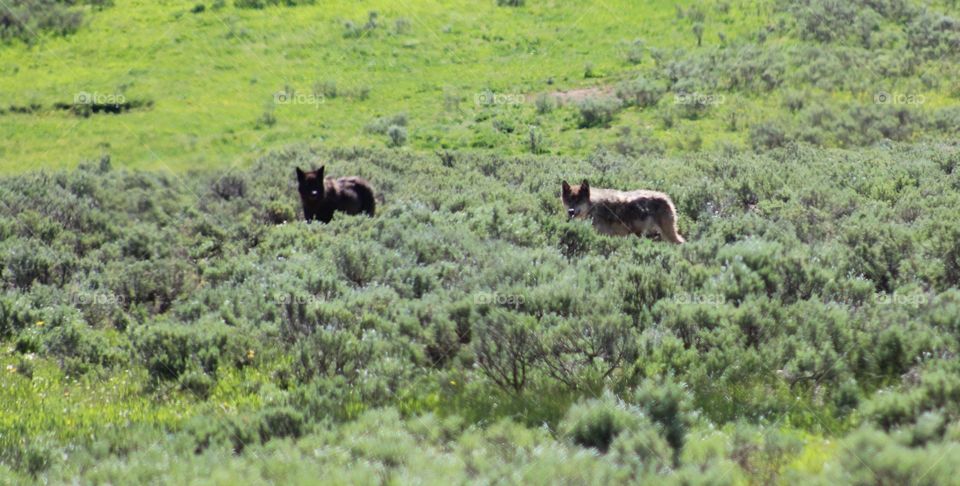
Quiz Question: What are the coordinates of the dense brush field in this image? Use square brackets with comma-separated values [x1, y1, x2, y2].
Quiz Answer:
[2, 0, 960, 484]
[3, 145, 960, 483]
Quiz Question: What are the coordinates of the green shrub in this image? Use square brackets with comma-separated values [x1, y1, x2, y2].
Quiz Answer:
[631, 377, 693, 457]
[534, 94, 556, 114]
[133, 322, 250, 383]
[607, 425, 673, 475]
[615, 77, 664, 108]
[424, 317, 462, 367]
[365, 113, 407, 134]
[749, 122, 789, 150]
[906, 11, 960, 58]
[576, 97, 621, 128]
[0, 294, 38, 338]
[255, 109, 276, 129]
[107, 258, 196, 314]
[185, 414, 256, 454]
[1, 238, 67, 289]
[256, 406, 305, 443]
[290, 329, 375, 384]
[800, 428, 960, 486]
[841, 214, 913, 293]
[313, 79, 338, 99]
[472, 311, 539, 393]
[387, 125, 408, 147]
[0, 0, 84, 43]
[865, 365, 960, 433]
[539, 316, 637, 390]
[235, 0, 316, 8]
[559, 392, 645, 452]
[44, 321, 128, 376]
[178, 368, 216, 398]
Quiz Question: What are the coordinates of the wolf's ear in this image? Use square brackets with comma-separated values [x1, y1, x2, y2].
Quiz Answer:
[580, 179, 590, 191]
[296, 167, 306, 183]
[562, 180, 571, 195]
[317, 165, 325, 179]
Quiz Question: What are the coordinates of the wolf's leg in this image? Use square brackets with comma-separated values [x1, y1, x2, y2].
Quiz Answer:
[657, 212, 685, 244]
[632, 217, 661, 241]
[356, 185, 376, 217]
[633, 229, 661, 240]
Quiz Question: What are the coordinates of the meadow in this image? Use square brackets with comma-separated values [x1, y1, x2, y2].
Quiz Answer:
[2, 0, 960, 484]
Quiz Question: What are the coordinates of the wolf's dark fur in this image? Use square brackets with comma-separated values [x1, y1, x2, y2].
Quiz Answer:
[296, 166, 376, 223]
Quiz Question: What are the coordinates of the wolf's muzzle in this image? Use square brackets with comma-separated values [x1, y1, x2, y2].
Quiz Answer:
[567, 208, 575, 218]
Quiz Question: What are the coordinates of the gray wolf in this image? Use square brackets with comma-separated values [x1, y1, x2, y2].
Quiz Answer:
[561, 179, 685, 243]
[296, 166, 376, 222]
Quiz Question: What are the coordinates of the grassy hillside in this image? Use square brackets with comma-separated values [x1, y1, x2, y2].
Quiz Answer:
[1, 0, 958, 172]
[2, 0, 960, 484]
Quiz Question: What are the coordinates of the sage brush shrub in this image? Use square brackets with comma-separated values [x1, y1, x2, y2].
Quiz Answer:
[906, 10, 960, 58]
[538, 316, 637, 390]
[0, 0, 84, 43]
[615, 77, 664, 108]
[795, 428, 960, 485]
[559, 392, 646, 453]
[0, 144, 959, 482]
[235, 0, 316, 8]
[364, 113, 407, 134]
[44, 321, 129, 376]
[534, 93, 556, 114]
[133, 322, 252, 382]
[576, 97, 621, 128]
[631, 378, 694, 458]
[291, 328, 376, 384]
[473, 311, 539, 393]
[607, 426, 673, 475]
[749, 122, 789, 150]
[387, 124, 407, 147]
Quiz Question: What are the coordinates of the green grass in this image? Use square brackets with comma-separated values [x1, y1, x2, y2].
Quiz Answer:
[1, 0, 772, 172]
[0, 344, 275, 449]
[3, 1, 955, 172]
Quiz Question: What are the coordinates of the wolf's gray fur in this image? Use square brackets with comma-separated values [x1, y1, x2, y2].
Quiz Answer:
[561, 180, 685, 244]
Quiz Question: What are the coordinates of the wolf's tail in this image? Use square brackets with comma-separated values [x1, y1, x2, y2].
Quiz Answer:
[356, 182, 376, 217]
[658, 202, 685, 244]
[663, 224, 685, 244]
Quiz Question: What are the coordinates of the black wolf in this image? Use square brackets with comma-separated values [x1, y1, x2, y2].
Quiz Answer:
[296, 166, 376, 223]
